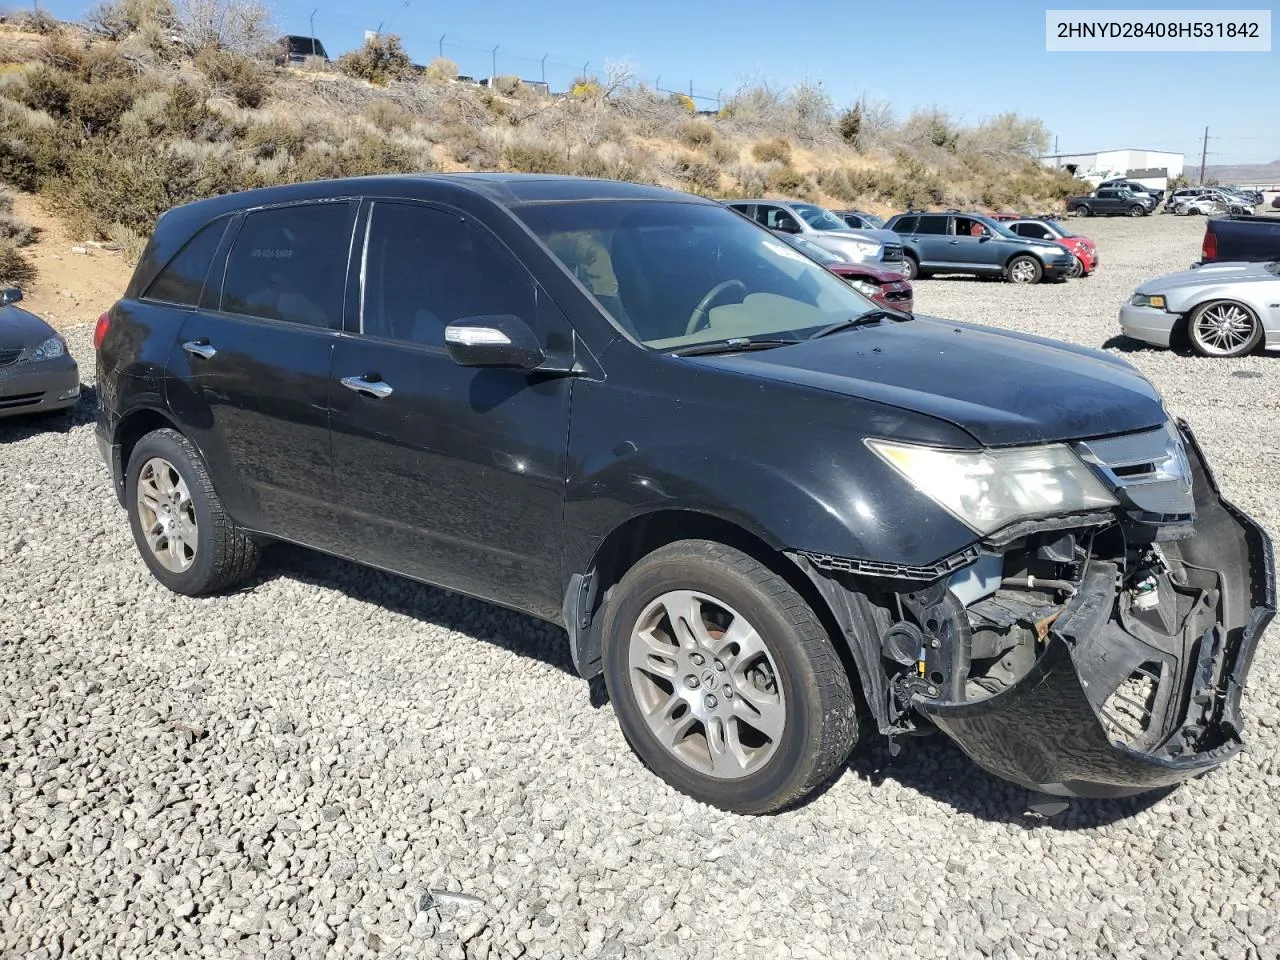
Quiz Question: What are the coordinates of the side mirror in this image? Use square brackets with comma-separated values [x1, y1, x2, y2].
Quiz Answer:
[444, 314, 545, 370]
[976, 233, 991, 241]
[1, 287, 22, 306]
[774, 219, 801, 234]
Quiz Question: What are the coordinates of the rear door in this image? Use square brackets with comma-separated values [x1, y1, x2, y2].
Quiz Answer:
[327, 199, 573, 620]
[913, 214, 951, 267]
[165, 199, 357, 545]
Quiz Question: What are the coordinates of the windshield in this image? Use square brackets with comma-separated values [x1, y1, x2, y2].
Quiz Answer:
[858, 213, 885, 228]
[983, 219, 1018, 239]
[790, 203, 849, 231]
[516, 200, 878, 350]
[1039, 220, 1071, 239]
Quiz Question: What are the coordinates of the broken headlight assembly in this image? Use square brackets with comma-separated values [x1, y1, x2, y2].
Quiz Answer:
[865, 439, 1118, 535]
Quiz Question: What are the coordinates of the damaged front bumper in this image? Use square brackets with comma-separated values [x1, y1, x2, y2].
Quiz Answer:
[920, 426, 1274, 797]
[798, 422, 1274, 799]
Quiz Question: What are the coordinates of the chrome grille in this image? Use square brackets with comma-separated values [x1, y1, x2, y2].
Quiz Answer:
[1076, 423, 1195, 517]
[0, 347, 22, 367]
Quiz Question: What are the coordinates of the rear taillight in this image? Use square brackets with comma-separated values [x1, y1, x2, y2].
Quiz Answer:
[1201, 229, 1216, 262]
[93, 311, 110, 350]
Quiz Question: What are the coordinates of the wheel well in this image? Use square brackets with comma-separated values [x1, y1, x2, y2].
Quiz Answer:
[580, 510, 859, 691]
[117, 408, 179, 474]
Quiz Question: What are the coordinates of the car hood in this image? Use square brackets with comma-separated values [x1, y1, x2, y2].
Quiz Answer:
[0, 306, 56, 348]
[692, 316, 1166, 446]
[1140, 261, 1278, 294]
[816, 227, 901, 246]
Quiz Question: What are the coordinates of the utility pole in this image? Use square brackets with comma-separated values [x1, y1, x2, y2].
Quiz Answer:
[1053, 135, 1059, 154]
[438, 33, 445, 58]
[540, 54, 547, 84]
[582, 61, 589, 78]
[309, 8, 317, 54]
[491, 44, 499, 81]
[1199, 126, 1209, 185]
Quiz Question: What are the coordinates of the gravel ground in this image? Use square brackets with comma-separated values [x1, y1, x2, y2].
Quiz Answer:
[3, 212, 1279, 960]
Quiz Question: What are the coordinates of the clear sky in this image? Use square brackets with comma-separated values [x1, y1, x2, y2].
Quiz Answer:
[44, 0, 1280, 164]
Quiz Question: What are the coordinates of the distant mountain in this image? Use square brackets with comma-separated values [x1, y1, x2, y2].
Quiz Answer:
[1202, 158, 1280, 183]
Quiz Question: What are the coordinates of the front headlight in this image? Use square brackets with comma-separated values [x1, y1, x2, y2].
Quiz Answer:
[865, 440, 1117, 535]
[846, 241, 881, 260]
[31, 336, 66, 361]
[847, 279, 880, 297]
[1130, 293, 1167, 310]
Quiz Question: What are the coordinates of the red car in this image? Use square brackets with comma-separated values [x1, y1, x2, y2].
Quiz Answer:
[773, 232, 914, 311]
[1004, 218, 1098, 277]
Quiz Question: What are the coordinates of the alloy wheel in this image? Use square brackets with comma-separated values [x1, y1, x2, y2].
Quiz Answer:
[1010, 259, 1038, 284]
[628, 590, 786, 779]
[136, 457, 199, 573]
[1068, 257, 1084, 279]
[1192, 303, 1258, 357]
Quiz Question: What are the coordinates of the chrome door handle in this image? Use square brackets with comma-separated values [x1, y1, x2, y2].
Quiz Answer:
[340, 375, 393, 399]
[182, 339, 216, 359]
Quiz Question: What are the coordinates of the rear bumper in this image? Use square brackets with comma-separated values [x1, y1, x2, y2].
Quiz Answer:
[0, 356, 80, 418]
[919, 428, 1274, 798]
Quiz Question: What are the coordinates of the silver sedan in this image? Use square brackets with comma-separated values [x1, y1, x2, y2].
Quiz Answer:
[1119, 260, 1280, 358]
[0, 288, 80, 418]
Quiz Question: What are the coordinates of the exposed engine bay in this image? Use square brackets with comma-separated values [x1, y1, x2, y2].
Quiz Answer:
[795, 422, 1275, 798]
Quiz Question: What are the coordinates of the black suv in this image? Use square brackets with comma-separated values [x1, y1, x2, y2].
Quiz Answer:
[96, 175, 1273, 813]
[883, 212, 1075, 283]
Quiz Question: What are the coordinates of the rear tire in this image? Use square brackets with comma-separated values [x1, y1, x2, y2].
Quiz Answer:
[1127, 204, 1147, 217]
[1070, 204, 1091, 217]
[601, 540, 858, 814]
[125, 428, 260, 596]
[1006, 255, 1043, 285]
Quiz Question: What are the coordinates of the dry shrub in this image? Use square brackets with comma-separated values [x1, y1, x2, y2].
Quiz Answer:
[423, 57, 458, 84]
[68, 77, 137, 134]
[85, 0, 178, 40]
[493, 75, 521, 98]
[176, 0, 274, 56]
[194, 47, 269, 109]
[503, 142, 568, 174]
[751, 138, 791, 164]
[10, 9, 61, 35]
[674, 154, 720, 194]
[0, 239, 36, 285]
[367, 99, 411, 132]
[765, 166, 811, 197]
[0, 190, 37, 246]
[0, 97, 62, 190]
[337, 34, 412, 87]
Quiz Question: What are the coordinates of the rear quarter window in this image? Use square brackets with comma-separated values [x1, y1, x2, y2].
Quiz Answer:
[142, 219, 229, 306]
[890, 216, 918, 234]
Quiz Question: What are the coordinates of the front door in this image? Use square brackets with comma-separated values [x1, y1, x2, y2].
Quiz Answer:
[328, 200, 573, 620]
[166, 200, 358, 545]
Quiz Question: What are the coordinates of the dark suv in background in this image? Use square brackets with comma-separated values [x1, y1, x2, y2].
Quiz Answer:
[884, 211, 1076, 282]
[95, 174, 1272, 814]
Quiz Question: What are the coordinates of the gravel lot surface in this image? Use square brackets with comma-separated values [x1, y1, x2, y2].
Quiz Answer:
[3, 212, 1279, 960]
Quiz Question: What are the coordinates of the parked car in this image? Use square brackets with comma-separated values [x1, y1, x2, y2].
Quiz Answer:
[1004, 218, 1099, 277]
[723, 200, 905, 267]
[0, 287, 80, 418]
[1067, 187, 1158, 218]
[95, 174, 1274, 813]
[1120, 260, 1280, 357]
[830, 210, 885, 230]
[883, 211, 1076, 282]
[773, 232, 913, 312]
[276, 34, 329, 65]
[1200, 215, 1280, 264]
[1098, 179, 1165, 206]
[1174, 196, 1229, 217]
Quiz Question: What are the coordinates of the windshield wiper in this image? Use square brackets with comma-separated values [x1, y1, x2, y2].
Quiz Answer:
[670, 337, 799, 357]
[808, 309, 910, 340]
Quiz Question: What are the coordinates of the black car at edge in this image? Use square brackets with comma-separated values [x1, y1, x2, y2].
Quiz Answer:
[95, 174, 1274, 814]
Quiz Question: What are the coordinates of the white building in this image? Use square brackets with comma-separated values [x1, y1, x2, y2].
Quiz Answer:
[1040, 148, 1186, 190]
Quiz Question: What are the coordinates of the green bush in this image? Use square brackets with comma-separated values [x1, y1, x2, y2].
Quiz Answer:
[194, 47, 269, 109]
[0, 98, 63, 191]
[765, 166, 810, 196]
[503, 143, 567, 174]
[837, 104, 862, 147]
[675, 155, 720, 194]
[20, 66, 74, 118]
[336, 34, 412, 87]
[51, 140, 205, 234]
[751, 138, 791, 164]
[69, 78, 137, 134]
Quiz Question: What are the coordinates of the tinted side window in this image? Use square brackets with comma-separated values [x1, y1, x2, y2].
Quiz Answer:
[890, 216, 918, 234]
[143, 219, 228, 306]
[916, 215, 948, 235]
[221, 202, 355, 328]
[361, 202, 535, 347]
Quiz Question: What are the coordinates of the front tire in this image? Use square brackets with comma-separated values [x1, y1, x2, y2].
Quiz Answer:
[1006, 255, 1043, 285]
[601, 540, 858, 814]
[1127, 204, 1148, 217]
[1187, 300, 1263, 358]
[901, 254, 919, 281]
[125, 428, 260, 596]
[1068, 256, 1084, 279]
[1070, 204, 1091, 217]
